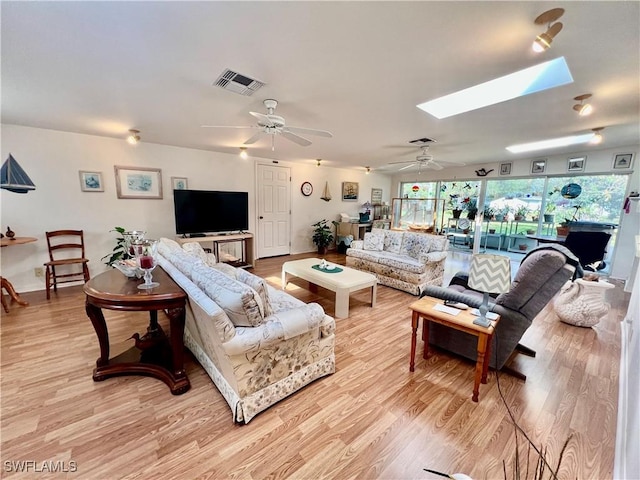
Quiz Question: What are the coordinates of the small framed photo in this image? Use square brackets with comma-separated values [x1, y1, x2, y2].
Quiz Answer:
[114, 166, 163, 199]
[531, 159, 546, 174]
[567, 156, 586, 172]
[371, 188, 383, 204]
[79, 171, 104, 192]
[499, 162, 512, 176]
[171, 177, 188, 190]
[342, 181, 359, 201]
[613, 153, 634, 169]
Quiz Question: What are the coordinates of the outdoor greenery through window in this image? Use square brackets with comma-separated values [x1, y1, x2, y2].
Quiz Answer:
[399, 174, 629, 262]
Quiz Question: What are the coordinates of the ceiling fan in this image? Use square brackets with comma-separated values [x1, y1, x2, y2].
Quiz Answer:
[388, 145, 466, 171]
[202, 99, 333, 150]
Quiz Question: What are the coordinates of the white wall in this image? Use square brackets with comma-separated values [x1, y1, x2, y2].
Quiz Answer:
[0, 124, 392, 292]
[389, 145, 640, 281]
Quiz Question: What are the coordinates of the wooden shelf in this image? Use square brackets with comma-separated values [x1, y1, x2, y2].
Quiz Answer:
[176, 233, 254, 268]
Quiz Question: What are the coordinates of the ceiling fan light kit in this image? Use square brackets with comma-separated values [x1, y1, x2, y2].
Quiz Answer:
[239, 147, 248, 159]
[532, 8, 564, 53]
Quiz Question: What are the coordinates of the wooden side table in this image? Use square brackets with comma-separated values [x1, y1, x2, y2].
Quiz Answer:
[84, 267, 190, 395]
[409, 296, 500, 402]
[1, 236, 38, 312]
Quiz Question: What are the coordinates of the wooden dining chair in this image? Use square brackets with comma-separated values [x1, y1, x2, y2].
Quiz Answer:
[44, 230, 90, 299]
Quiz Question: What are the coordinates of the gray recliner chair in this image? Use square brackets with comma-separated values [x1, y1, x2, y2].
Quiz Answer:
[422, 244, 581, 379]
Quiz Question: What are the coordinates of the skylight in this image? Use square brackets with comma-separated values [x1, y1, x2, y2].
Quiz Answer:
[506, 133, 594, 153]
[417, 57, 573, 119]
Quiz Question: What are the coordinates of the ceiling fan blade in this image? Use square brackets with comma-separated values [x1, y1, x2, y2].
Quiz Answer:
[281, 130, 312, 147]
[388, 160, 418, 165]
[427, 162, 444, 170]
[249, 111, 275, 126]
[286, 125, 333, 138]
[201, 125, 256, 129]
[244, 132, 264, 145]
[398, 163, 417, 171]
[436, 160, 466, 166]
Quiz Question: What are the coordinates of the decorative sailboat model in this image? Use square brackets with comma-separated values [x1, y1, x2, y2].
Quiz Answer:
[320, 181, 332, 202]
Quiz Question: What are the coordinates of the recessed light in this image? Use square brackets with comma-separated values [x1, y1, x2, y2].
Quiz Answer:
[417, 57, 573, 119]
[506, 133, 594, 154]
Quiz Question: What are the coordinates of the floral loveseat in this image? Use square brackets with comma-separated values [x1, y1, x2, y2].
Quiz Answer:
[157, 238, 336, 423]
[346, 228, 449, 295]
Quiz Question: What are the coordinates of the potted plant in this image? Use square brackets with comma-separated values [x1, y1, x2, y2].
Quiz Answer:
[466, 197, 478, 220]
[514, 205, 529, 221]
[494, 206, 510, 222]
[312, 219, 338, 254]
[544, 202, 556, 223]
[483, 205, 494, 220]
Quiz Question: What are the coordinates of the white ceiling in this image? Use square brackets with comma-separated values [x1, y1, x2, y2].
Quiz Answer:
[2, 1, 639, 173]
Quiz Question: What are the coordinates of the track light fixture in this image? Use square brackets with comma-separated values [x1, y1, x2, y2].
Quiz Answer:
[590, 127, 605, 145]
[532, 8, 564, 53]
[365, 166, 371, 174]
[126, 129, 140, 145]
[239, 147, 248, 159]
[316, 159, 321, 167]
[573, 94, 593, 116]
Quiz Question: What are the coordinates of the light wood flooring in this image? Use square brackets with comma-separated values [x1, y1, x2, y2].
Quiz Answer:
[0, 252, 629, 479]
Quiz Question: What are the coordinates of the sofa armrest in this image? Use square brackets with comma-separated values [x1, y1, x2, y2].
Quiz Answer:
[350, 240, 364, 250]
[223, 303, 327, 355]
[418, 251, 448, 264]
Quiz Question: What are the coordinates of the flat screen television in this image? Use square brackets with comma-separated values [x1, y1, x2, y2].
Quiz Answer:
[174, 190, 249, 235]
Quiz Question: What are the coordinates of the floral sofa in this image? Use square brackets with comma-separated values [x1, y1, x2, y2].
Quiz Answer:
[157, 238, 335, 423]
[346, 228, 449, 295]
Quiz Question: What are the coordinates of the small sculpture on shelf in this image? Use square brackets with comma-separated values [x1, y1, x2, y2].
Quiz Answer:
[5, 226, 15, 239]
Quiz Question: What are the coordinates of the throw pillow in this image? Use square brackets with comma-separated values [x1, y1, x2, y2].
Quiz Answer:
[190, 262, 264, 327]
[383, 230, 404, 254]
[363, 231, 384, 251]
[236, 268, 274, 317]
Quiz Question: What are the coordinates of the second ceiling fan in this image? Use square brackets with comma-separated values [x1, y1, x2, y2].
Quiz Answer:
[389, 144, 466, 171]
[202, 99, 333, 151]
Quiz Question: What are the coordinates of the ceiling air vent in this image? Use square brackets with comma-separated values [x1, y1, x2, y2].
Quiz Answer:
[409, 137, 437, 145]
[214, 69, 265, 96]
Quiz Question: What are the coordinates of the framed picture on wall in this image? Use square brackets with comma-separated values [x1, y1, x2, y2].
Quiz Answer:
[115, 166, 163, 199]
[79, 171, 104, 192]
[613, 153, 633, 169]
[371, 188, 383, 204]
[171, 177, 188, 190]
[531, 159, 546, 174]
[342, 182, 359, 201]
[567, 156, 586, 172]
[499, 162, 512, 175]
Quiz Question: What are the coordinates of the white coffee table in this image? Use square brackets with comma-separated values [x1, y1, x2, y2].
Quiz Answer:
[281, 258, 377, 318]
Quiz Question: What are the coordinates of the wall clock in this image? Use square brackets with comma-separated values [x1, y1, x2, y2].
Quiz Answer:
[301, 181, 313, 196]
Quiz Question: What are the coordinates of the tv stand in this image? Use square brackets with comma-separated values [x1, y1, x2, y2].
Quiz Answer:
[176, 233, 254, 269]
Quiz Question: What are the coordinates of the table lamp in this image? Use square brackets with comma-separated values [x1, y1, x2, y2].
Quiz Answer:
[468, 253, 511, 327]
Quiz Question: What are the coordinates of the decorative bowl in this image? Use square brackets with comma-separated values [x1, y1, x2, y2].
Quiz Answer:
[113, 259, 142, 278]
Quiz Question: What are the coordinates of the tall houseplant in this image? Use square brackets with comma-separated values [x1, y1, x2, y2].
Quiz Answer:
[312, 219, 337, 254]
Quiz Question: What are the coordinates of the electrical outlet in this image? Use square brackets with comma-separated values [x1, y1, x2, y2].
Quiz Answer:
[34, 267, 44, 278]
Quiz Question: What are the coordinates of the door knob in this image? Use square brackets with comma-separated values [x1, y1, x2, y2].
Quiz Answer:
[259, 216, 264, 219]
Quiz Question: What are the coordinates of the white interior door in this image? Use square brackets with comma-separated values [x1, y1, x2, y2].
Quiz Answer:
[257, 164, 291, 258]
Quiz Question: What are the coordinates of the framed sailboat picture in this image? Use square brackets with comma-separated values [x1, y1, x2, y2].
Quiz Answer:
[342, 182, 358, 201]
